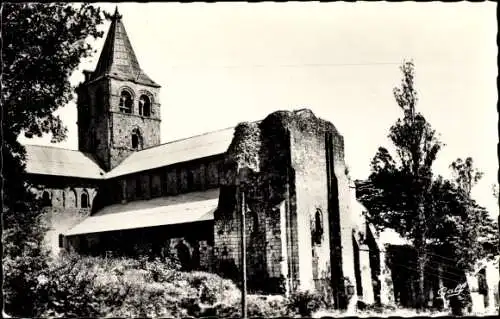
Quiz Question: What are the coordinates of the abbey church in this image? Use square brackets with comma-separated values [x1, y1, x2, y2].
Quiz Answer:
[23, 9, 392, 308]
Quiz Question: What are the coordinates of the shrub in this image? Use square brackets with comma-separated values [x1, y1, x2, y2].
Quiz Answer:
[215, 294, 292, 318]
[179, 271, 240, 305]
[28, 253, 241, 317]
[287, 290, 325, 317]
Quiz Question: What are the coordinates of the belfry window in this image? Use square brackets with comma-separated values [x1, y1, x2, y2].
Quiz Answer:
[138, 95, 151, 117]
[131, 128, 143, 150]
[119, 91, 133, 114]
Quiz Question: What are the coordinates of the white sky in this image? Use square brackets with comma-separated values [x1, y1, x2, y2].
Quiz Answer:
[19, 2, 498, 217]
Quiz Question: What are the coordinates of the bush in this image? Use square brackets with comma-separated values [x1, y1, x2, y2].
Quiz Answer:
[3, 207, 52, 317]
[27, 253, 241, 317]
[287, 290, 325, 317]
[215, 294, 292, 318]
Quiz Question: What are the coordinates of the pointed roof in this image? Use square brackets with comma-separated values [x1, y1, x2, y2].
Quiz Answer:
[90, 7, 160, 87]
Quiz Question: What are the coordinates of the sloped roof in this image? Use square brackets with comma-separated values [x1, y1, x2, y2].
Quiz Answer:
[379, 228, 411, 246]
[65, 189, 219, 236]
[24, 145, 105, 179]
[90, 8, 159, 87]
[105, 127, 235, 179]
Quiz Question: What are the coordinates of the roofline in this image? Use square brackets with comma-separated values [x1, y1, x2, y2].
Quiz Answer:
[82, 74, 161, 88]
[138, 119, 261, 152]
[25, 172, 105, 181]
[23, 143, 91, 153]
[104, 152, 226, 180]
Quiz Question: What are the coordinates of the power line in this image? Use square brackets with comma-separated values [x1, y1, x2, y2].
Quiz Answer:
[164, 61, 402, 70]
[390, 261, 463, 285]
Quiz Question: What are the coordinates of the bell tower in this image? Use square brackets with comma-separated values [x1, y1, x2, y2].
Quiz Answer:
[76, 7, 161, 171]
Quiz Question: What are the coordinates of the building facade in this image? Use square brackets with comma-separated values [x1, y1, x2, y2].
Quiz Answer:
[23, 9, 384, 308]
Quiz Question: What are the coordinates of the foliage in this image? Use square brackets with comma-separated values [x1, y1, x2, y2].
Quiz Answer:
[24, 254, 240, 318]
[31, 254, 293, 318]
[1, 3, 104, 316]
[215, 295, 291, 318]
[356, 61, 498, 309]
[356, 60, 442, 308]
[287, 290, 326, 317]
[2, 2, 104, 143]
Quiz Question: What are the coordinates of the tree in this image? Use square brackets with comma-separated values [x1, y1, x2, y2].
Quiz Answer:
[356, 62, 498, 310]
[448, 158, 498, 264]
[356, 61, 443, 309]
[1, 3, 104, 316]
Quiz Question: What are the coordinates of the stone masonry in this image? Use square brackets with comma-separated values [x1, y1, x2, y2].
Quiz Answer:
[213, 109, 367, 304]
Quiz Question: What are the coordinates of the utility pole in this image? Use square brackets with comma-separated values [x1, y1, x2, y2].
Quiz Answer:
[240, 189, 247, 319]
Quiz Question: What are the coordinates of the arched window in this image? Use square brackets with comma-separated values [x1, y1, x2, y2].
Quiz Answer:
[138, 95, 151, 117]
[81, 191, 89, 209]
[176, 241, 192, 271]
[248, 210, 259, 234]
[119, 90, 133, 114]
[131, 128, 143, 150]
[42, 191, 51, 207]
[312, 208, 323, 245]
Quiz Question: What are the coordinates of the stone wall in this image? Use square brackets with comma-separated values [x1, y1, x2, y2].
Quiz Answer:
[289, 118, 331, 292]
[27, 175, 99, 254]
[44, 207, 91, 255]
[215, 119, 291, 293]
[215, 109, 350, 296]
[109, 112, 161, 169]
[76, 79, 111, 169]
[77, 75, 162, 171]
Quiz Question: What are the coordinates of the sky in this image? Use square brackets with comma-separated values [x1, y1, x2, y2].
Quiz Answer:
[19, 2, 498, 217]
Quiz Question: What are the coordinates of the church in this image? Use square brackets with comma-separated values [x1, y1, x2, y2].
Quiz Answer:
[22, 9, 392, 307]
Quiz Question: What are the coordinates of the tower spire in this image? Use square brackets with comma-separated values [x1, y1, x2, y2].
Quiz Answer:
[88, 8, 159, 87]
[113, 6, 122, 20]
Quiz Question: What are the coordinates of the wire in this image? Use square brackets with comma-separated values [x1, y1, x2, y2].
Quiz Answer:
[390, 261, 464, 285]
[164, 62, 402, 70]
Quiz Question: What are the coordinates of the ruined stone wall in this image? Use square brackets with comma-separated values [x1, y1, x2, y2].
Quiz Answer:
[332, 137, 358, 294]
[215, 120, 291, 292]
[289, 124, 331, 292]
[215, 109, 348, 295]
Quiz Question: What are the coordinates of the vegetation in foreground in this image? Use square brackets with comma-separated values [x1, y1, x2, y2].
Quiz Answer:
[4, 252, 335, 318]
[6, 251, 486, 318]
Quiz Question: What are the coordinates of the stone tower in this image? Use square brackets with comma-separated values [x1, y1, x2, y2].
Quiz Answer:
[76, 8, 161, 171]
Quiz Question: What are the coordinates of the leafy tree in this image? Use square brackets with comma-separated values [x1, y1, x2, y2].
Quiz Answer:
[450, 157, 483, 197]
[356, 61, 442, 309]
[448, 158, 498, 263]
[1, 2, 104, 316]
[356, 62, 498, 309]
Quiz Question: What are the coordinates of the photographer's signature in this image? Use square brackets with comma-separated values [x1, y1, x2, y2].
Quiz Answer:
[437, 262, 487, 300]
[438, 283, 467, 299]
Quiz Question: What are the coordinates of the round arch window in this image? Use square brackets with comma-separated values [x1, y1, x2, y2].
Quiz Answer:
[81, 191, 89, 209]
[138, 95, 151, 117]
[119, 90, 133, 114]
